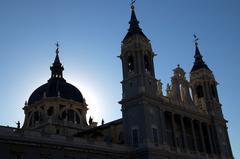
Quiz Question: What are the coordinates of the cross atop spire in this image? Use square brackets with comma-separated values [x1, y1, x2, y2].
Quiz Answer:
[56, 42, 60, 54]
[193, 34, 201, 58]
[130, 0, 136, 10]
[193, 34, 199, 46]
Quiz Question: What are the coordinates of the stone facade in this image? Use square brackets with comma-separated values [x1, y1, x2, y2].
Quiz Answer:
[0, 4, 233, 159]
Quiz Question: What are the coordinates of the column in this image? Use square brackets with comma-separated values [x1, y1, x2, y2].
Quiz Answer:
[190, 119, 198, 152]
[74, 111, 76, 123]
[224, 125, 234, 157]
[160, 110, 166, 145]
[209, 125, 217, 154]
[171, 113, 177, 149]
[199, 122, 206, 154]
[180, 116, 188, 152]
[206, 124, 214, 154]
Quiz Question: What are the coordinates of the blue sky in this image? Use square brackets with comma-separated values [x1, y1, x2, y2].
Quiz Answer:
[0, 0, 239, 157]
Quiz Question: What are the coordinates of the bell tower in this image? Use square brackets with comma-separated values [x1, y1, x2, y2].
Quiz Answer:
[190, 36, 233, 158]
[120, 4, 157, 100]
[120, 3, 161, 147]
[190, 36, 222, 116]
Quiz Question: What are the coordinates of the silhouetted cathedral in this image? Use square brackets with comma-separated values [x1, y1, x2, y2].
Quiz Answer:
[0, 4, 233, 159]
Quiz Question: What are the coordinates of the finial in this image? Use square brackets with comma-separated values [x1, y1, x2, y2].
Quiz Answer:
[56, 42, 60, 54]
[191, 34, 211, 72]
[130, 0, 136, 10]
[193, 34, 199, 46]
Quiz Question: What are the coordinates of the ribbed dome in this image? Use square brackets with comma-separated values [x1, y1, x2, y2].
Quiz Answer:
[28, 78, 84, 105]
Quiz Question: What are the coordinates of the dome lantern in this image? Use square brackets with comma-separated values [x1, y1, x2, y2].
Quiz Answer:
[50, 42, 64, 79]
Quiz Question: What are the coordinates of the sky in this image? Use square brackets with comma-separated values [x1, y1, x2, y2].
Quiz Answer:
[0, 0, 239, 157]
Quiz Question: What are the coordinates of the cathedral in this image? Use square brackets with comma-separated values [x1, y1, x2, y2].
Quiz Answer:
[0, 3, 234, 159]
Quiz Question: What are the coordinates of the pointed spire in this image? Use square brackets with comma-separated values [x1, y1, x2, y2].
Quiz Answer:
[50, 42, 64, 79]
[191, 35, 210, 72]
[123, 1, 148, 41]
[54, 42, 61, 64]
[128, 3, 140, 32]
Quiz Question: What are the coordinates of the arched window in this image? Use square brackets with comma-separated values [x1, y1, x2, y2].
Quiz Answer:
[61, 109, 81, 124]
[28, 111, 40, 127]
[76, 114, 80, 123]
[196, 85, 204, 98]
[127, 55, 134, 72]
[144, 54, 150, 72]
[68, 109, 74, 122]
[47, 107, 54, 116]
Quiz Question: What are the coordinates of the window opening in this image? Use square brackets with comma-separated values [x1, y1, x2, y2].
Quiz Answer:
[62, 111, 67, 119]
[34, 111, 39, 122]
[68, 109, 74, 122]
[144, 54, 150, 72]
[196, 85, 204, 98]
[47, 107, 54, 116]
[152, 128, 158, 146]
[211, 84, 216, 98]
[76, 114, 80, 124]
[128, 55, 134, 72]
[132, 128, 139, 147]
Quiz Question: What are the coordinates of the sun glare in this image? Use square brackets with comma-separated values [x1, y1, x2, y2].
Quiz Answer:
[67, 76, 105, 125]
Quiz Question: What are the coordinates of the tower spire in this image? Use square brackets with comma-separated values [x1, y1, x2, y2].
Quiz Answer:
[50, 42, 64, 79]
[191, 35, 210, 72]
[123, 0, 148, 41]
[129, 0, 140, 32]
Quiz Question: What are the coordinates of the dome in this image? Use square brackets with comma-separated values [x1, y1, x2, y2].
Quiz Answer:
[28, 78, 84, 105]
[28, 45, 84, 105]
